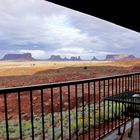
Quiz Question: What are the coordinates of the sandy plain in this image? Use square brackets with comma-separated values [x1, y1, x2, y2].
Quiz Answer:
[0, 60, 140, 76]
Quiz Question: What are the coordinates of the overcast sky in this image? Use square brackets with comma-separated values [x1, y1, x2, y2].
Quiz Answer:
[0, 0, 140, 59]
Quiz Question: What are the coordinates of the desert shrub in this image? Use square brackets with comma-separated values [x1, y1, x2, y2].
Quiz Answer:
[0, 101, 124, 139]
[83, 66, 87, 70]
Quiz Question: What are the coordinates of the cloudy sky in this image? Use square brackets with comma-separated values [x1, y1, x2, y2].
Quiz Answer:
[0, 0, 140, 59]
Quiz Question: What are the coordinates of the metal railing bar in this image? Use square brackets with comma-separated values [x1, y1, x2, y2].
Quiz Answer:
[94, 82, 96, 140]
[111, 79, 114, 130]
[51, 88, 55, 140]
[99, 81, 101, 138]
[138, 74, 140, 92]
[88, 82, 91, 140]
[0, 72, 140, 94]
[4, 93, 9, 140]
[82, 83, 85, 140]
[68, 85, 71, 140]
[30, 90, 34, 140]
[18, 91, 22, 140]
[75, 84, 78, 139]
[103, 80, 106, 135]
[107, 79, 110, 133]
[59, 86, 63, 140]
[41, 89, 45, 140]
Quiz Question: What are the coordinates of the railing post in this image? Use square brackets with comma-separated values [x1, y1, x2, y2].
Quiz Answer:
[4, 93, 9, 140]
[68, 85, 71, 140]
[18, 91, 22, 140]
[30, 90, 34, 140]
[41, 89, 45, 140]
[88, 82, 91, 140]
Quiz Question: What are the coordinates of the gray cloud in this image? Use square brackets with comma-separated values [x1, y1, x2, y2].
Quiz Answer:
[0, 0, 140, 59]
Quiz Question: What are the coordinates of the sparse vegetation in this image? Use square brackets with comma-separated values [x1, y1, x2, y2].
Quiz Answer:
[0, 101, 123, 139]
[83, 66, 87, 70]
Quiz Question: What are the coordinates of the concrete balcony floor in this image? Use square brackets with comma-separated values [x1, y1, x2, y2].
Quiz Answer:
[105, 119, 139, 140]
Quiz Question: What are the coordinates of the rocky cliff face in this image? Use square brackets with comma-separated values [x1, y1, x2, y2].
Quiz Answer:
[2, 53, 35, 61]
[48, 55, 62, 61]
[91, 56, 98, 61]
[105, 54, 136, 61]
[48, 55, 82, 61]
[70, 56, 81, 61]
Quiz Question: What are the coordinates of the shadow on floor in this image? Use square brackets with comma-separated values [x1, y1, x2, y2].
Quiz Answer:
[104, 118, 139, 140]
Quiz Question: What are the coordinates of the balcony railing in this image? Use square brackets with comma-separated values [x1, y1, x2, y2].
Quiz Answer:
[0, 72, 139, 140]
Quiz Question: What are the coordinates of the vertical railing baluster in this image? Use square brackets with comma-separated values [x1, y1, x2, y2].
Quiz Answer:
[119, 77, 121, 128]
[130, 75, 132, 92]
[134, 75, 136, 92]
[138, 74, 140, 92]
[131, 75, 132, 92]
[115, 78, 117, 128]
[117, 77, 121, 135]
[4, 93, 9, 140]
[107, 79, 110, 133]
[128, 76, 130, 92]
[51, 88, 55, 140]
[123, 76, 127, 124]
[137, 74, 139, 92]
[75, 84, 78, 139]
[136, 75, 138, 92]
[135, 75, 137, 92]
[111, 79, 114, 129]
[82, 83, 85, 140]
[99, 81, 101, 138]
[103, 80, 106, 135]
[133, 75, 136, 111]
[18, 91, 22, 140]
[131, 75, 133, 92]
[133, 75, 134, 92]
[88, 82, 90, 139]
[127, 76, 128, 92]
[122, 76, 124, 124]
[130, 75, 132, 93]
[122, 76, 124, 93]
[94, 82, 96, 140]
[68, 85, 71, 140]
[60, 86, 63, 140]
[41, 89, 45, 140]
[30, 90, 34, 140]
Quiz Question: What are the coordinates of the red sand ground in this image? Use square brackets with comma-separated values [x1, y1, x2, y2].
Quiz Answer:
[0, 65, 139, 121]
[0, 63, 140, 139]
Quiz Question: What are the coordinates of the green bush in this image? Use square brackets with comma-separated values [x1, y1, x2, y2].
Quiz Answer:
[0, 101, 124, 139]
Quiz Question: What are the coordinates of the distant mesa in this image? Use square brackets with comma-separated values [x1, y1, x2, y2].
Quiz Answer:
[1, 53, 35, 61]
[48, 55, 62, 61]
[63, 57, 69, 61]
[70, 56, 81, 61]
[48, 55, 82, 61]
[91, 56, 98, 61]
[1, 53, 137, 61]
[105, 54, 136, 61]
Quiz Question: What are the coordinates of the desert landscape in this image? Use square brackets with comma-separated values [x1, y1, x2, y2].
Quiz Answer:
[0, 59, 140, 87]
[0, 59, 140, 139]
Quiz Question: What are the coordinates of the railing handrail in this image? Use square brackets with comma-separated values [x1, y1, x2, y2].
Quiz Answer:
[0, 71, 139, 94]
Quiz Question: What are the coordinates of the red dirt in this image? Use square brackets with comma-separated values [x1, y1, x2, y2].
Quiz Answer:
[0, 65, 139, 121]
